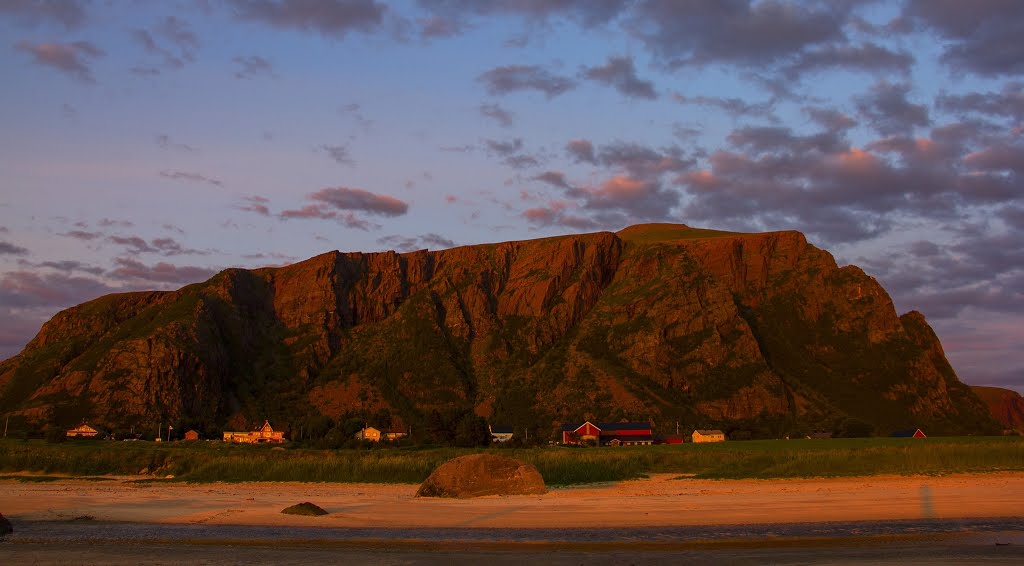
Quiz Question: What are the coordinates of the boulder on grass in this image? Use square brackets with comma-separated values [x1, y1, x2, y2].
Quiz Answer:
[281, 502, 328, 516]
[0, 513, 12, 535]
[416, 454, 546, 498]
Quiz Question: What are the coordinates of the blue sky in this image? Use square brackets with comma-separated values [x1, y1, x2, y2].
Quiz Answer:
[1, 1, 1022, 392]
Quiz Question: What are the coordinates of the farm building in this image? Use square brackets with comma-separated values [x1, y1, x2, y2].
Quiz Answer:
[355, 427, 408, 442]
[66, 422, 108, 439]
[222, 420, 285, 443]
[489, 424, 514, 443]
[561, 422, 653, 446]
[692, 429, 726, 443]
[184, 430, 200, 441]
[890, 428, 927, 438]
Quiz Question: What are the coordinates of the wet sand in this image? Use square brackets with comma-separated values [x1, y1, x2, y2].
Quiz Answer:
[2, 473, 1023, 564]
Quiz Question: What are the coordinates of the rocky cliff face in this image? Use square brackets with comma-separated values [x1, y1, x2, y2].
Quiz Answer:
[971, 386, 1024, 432]
[0, 224, 1000, 437]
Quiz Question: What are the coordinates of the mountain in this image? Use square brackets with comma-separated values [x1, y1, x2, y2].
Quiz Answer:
[0, 224, 1000, 438]
[971, 386, 1024, 433]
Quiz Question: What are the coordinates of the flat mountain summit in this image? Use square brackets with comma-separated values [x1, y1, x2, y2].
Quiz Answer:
[0, 224, 999, 437]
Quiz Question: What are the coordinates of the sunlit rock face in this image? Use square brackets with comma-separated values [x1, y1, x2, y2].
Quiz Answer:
[971, 386, 1024, 433]
[0, 224, 999, 437]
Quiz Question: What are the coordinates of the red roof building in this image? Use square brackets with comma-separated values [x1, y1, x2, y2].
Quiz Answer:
[561, 421, 653, 446]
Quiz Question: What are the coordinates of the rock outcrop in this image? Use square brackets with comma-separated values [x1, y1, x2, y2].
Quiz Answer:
[0, 224, 1001, 437]
[0, 512, 12, 535]
[416, 454, 546, 498]
[971, 386, 1024, 433]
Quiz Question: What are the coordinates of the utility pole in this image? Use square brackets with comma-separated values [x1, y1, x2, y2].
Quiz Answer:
[157, 422, 161, 441]
[4, 415, 8, 438]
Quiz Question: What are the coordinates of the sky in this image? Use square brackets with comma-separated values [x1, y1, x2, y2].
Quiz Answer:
[0, 1, 1022, 393]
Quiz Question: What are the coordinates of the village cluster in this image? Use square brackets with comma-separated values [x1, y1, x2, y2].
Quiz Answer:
[63, 420, 930, 444]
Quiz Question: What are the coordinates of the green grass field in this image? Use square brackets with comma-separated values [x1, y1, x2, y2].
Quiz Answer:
[1, 437, 1021, 485]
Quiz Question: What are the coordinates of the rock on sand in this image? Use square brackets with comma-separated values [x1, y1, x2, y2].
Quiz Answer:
[416, 453, 546, 498]
[281, 502, 329, 516]
[0, 512, 12, 535]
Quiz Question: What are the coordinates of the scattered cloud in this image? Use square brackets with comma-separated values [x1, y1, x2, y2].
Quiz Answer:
[582, 55, 657, 99]
[35, 260, 104, 275]
[233, 54, 274, 79]
[155, 133, 196, 152]
[783, 42, 914, 80]
[936, 83, 1024, 121]
[229, 0, 388, 38]
[59, 229, 103, 241]
[159, 170, 224, 187]
[319, 144, 353, 165]
[0, 241, 29, 255]
[238, 195, 271, 216]
[479, 102, 514, 127]
[130, 17, 199, 72]
[15, 40, 105, 82]
[628, 0, 846, 68]
[484, 138, 523, 156]
[280, 187, 408, 230]
[0, 0, 87, 29]
[854, 81, 930, 136]
[534, 171, 572, 190]
[804, 106, 858, 130]
[417, 0, 627, 30]
[98, 218, 134, 228]
[566, 139, 596, 164]
[307, 187, 408, 216]
[108, 235, 156, 254]
[377, 232, 455, 251]
[672, 94, 775, 120]
[0, 270, 118, 308]
[478, 64, 576, 98]
[109, 257, 216, 285]
[904, 0, 1024, 76]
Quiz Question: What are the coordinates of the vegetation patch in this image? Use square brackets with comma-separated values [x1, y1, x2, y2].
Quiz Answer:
[1, 437, 1021, 485]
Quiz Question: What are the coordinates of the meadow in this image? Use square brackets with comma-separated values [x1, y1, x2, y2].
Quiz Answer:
[0, 436, 1021, 485]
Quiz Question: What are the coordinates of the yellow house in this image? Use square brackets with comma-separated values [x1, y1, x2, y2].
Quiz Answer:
[692, 429, 726, 443]
[223, 420, 285, 443]
[355, 426, 382, 441]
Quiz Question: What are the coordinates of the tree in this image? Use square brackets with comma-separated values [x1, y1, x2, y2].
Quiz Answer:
[455, 413, 490, 447]
[835, 417, 874, 438]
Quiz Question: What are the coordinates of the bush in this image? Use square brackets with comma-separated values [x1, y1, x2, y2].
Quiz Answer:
[45, 429, 67, 443]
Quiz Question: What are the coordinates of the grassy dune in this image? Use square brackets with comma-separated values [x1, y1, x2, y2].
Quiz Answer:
[1, 437, 1021, 485]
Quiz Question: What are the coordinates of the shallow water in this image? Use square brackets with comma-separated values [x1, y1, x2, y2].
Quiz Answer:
[3, 518, 1024, 565]
[6, 516, 1024, 545]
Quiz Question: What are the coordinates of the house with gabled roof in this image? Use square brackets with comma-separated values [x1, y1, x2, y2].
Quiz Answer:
[66, 421, 108, 439]
[223, 420, 285, 443]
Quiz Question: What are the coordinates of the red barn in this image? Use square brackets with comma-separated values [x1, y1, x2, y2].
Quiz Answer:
[562, 421, 602, 444]
[561, 422, 653, 445]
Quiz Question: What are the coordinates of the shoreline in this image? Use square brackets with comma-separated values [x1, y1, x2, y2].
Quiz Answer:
[2, 472, 1023, 529]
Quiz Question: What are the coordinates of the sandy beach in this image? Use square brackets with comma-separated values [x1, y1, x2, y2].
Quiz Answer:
[3, 473, 1024, 564]
[2, 472, 1023, 528]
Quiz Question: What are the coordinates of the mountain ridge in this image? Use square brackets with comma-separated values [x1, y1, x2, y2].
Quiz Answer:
[0, 224, 1000, 439]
